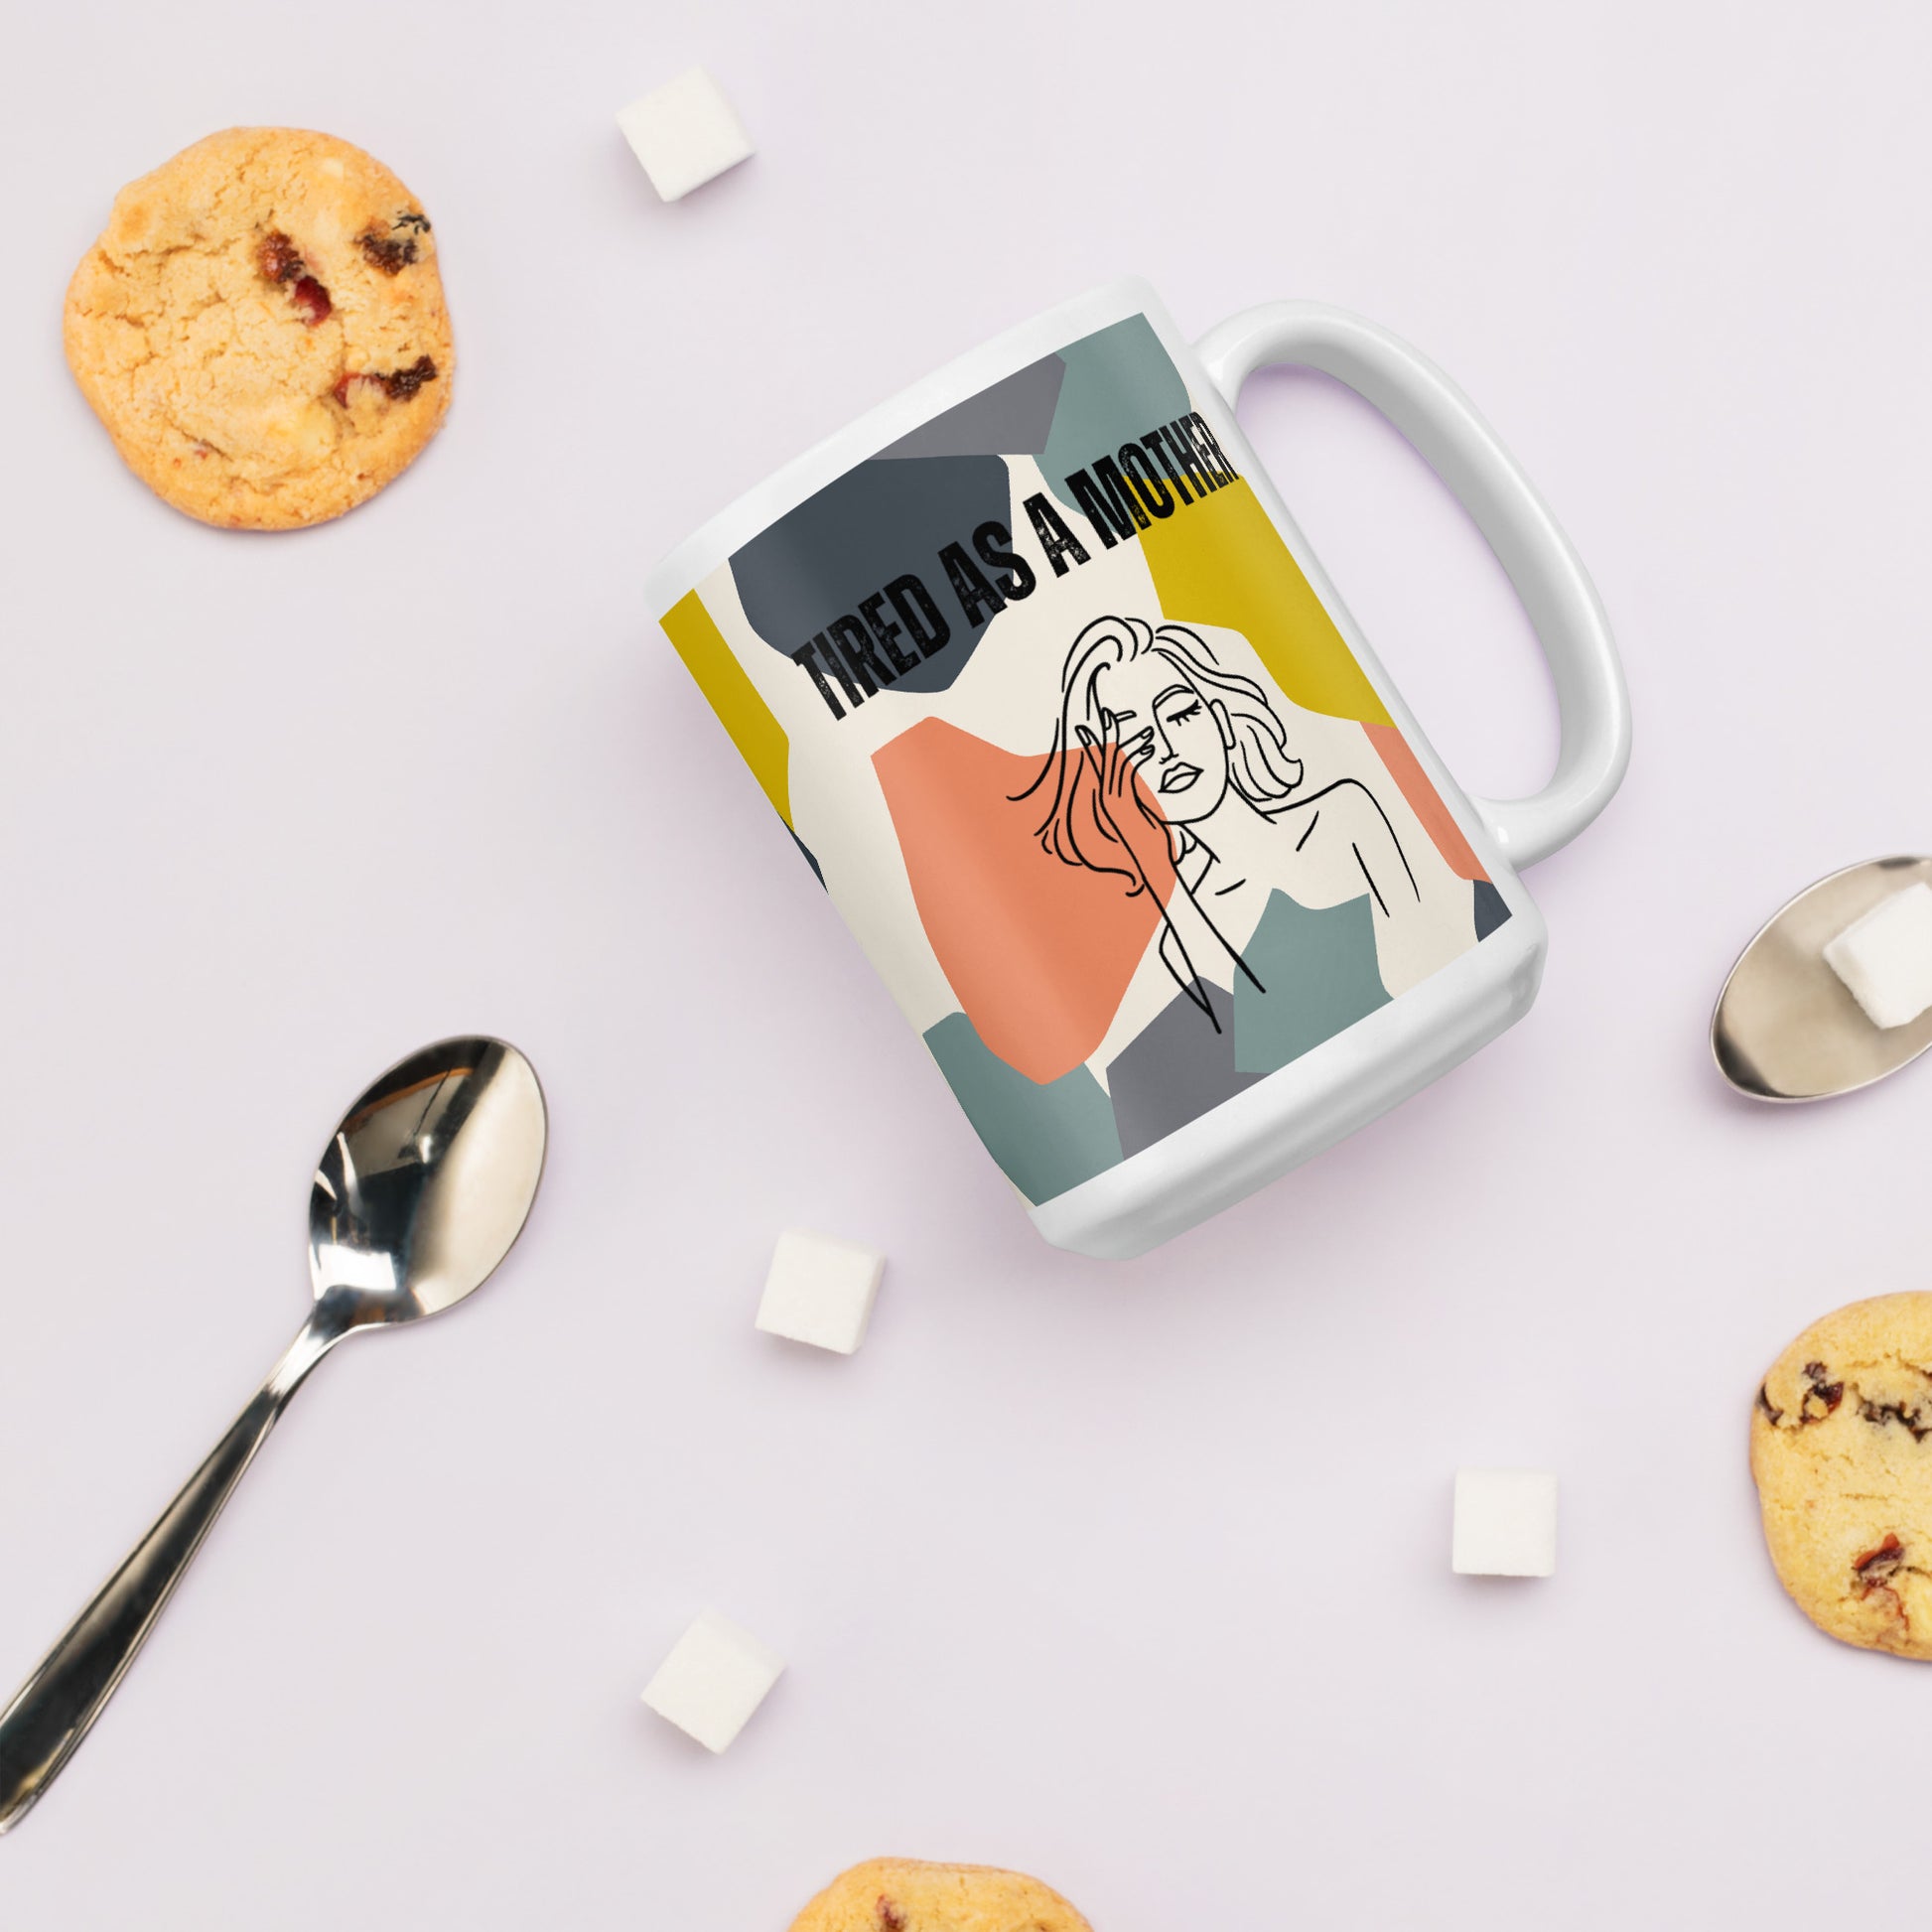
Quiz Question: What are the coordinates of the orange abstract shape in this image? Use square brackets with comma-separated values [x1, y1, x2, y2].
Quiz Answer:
[1360, 721, 1488, 882]
[1138, 479, 1393, 727]
[660, 590, 792, 828]
[874, 718, 1165, 1085]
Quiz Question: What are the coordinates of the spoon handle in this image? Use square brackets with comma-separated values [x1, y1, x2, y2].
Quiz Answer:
[0, 1313, 340, 1835]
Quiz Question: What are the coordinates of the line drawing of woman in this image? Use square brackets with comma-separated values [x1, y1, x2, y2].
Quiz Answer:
[1015, 614, 1436, 1029]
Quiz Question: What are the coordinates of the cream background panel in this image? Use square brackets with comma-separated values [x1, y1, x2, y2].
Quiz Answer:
[694, 443, 1479, 1066]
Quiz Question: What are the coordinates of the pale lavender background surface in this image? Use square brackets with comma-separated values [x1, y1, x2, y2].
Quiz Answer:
[2, 1, 1926, 1924]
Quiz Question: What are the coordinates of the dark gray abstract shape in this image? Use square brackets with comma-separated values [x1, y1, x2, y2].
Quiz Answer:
[1106, 978, 1262, 1161]
[790, 828, 825, 887]
[1471, 879, 1511, 940]
[730, 454, 1011, 696]
[877, 354, 1066, 461]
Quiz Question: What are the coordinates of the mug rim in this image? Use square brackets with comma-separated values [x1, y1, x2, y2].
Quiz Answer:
[641, 275, 1164, 616]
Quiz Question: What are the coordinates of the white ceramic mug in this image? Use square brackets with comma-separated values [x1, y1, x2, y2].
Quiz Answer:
[646, 280, 1629, 1257]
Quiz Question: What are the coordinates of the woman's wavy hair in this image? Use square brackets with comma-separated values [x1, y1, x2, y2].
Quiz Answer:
[1014, 615, 1306, 893]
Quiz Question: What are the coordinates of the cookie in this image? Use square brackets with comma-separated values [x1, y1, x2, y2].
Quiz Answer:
[64, 127, 453, 529]
[788, 1860, 1093, 1932]
[1751, 1291, 1932, 1658]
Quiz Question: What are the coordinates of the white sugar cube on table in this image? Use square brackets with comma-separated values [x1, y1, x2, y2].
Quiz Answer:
[618, 69, 755, 202]
[1824, 882, 1932, 1030]
[756, 1229, 886, 1355]
[640, 1610, 785, 1753]
[1451, 1468, 1558, 1577]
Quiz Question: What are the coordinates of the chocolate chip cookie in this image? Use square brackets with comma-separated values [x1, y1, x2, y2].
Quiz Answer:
[1751, 1291, 1932, 1658]
[64, 127, 453, 529]
[788, 1861, 1093, 1932]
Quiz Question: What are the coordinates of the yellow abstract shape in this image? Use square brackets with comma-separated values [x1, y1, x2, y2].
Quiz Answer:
[660, 590, 792, 827]
[1139, 480, 1392, 727]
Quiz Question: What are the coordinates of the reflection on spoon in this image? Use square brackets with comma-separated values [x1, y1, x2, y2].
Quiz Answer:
[1713, 857, 1932, 1100]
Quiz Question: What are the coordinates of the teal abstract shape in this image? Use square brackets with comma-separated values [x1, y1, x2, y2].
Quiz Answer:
[1040, 314, 1191, 515]
[923, 1011, 1123, 1205]
[1233, 891, 1392, 1076]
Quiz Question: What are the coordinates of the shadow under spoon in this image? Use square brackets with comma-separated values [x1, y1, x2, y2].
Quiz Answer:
[0, 1035, 548, 1834]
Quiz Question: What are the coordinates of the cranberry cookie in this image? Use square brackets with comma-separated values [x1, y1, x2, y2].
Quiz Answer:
[64, 127, 453, 529]
[1752, 1292, 1932, 1658]
[788, 1861, 1093, 1932]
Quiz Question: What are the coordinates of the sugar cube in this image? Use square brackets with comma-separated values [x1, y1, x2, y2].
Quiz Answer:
[1824, 882, 1932, 1030]
[617, 69, 755, 203]
[756, 1229, 885, 1355]
[1451, 1468, 1558, 1578]
[640, 1610, 784, 1753]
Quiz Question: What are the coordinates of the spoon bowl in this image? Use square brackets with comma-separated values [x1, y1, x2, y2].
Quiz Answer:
[0, 1035, 547, 1834]
[1713, 857, 1932, 1100]
[311, 1036, 548, 1323]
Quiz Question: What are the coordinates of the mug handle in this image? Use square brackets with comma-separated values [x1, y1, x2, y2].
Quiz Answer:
[1195, 301, 1630, 869]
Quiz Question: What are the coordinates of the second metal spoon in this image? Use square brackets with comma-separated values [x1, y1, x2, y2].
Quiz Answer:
[1713, 857, 1932, 1100]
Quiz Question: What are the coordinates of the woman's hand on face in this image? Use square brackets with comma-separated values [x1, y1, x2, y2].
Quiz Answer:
[1107, 713, 1161, 813]
[1075, 711, 1174, 892]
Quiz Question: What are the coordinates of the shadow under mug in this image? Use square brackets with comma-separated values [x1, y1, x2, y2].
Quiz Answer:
[646, 279, 1630, 1257]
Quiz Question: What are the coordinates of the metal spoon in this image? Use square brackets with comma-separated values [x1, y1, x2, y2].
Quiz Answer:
[0, 1035, 547, 1834]
[1713, 857, 1932, 1100]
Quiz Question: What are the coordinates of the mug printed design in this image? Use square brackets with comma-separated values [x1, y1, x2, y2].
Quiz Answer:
[661, 315, 1509, 1205]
